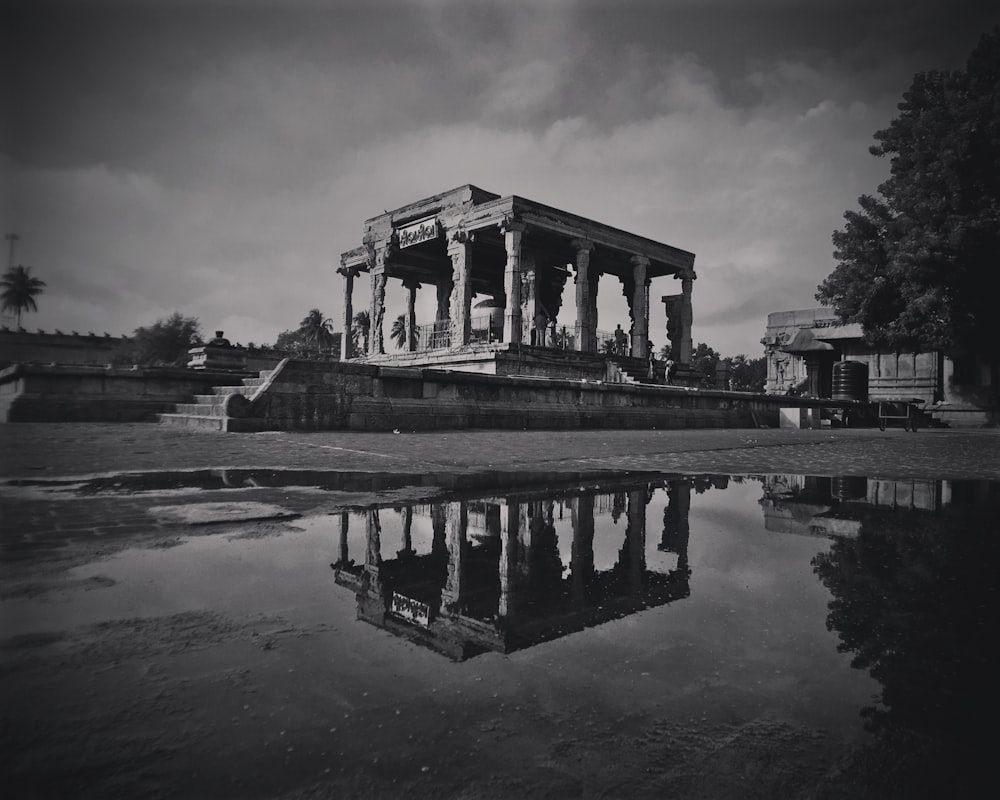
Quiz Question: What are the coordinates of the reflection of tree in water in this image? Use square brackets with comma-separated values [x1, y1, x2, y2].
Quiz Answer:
[812, 497, 999, 797]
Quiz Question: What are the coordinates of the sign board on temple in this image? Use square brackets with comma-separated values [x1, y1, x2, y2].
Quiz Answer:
[397, 216, 439, 249]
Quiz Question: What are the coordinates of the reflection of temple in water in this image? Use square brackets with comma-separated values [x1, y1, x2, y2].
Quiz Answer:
[760, 475, 996, 538]
[332, 478, 715, 660]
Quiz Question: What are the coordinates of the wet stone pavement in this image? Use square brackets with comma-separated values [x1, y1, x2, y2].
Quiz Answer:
[1, 423, 998, 799]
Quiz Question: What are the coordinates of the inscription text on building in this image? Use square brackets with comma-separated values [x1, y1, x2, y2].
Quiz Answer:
[398, 217, 438, 249]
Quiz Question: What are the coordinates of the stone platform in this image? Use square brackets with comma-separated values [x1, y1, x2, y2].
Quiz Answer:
[156, 358, 845, 433]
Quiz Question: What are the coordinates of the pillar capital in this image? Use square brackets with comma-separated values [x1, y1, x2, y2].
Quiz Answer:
[336, 264, 362, 279]
[448, 227, 475, 246]
[401, 278, 422, 291]
[571, 238, 594, 254]
[630, 254, 651, 269]
[499, 215, 526, 235]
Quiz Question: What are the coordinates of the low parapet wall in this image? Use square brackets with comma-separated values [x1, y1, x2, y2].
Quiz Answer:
[0, 363, 249, 422]
[226, 360, 843, 432]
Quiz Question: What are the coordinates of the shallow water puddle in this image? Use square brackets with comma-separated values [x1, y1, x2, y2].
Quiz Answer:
[2, 470, 997, 798]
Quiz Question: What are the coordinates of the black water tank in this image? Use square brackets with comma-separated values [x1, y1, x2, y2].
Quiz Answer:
[832, 360, 868, 401]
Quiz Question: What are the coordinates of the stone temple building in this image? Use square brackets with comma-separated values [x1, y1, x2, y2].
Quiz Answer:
[338, 185, 696, 381]
[762, 307, 998, 427]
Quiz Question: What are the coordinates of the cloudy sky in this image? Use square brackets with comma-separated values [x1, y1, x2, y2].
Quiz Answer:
[3, 0, 997, 357]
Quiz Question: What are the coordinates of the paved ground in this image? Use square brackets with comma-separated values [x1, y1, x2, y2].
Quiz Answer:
[2, 422, 997, 799]
[1, 422, 998, 481]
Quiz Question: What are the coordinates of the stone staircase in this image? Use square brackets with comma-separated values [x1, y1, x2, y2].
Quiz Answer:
[612, 356, 663, 384]
[157, 367, 276, 432]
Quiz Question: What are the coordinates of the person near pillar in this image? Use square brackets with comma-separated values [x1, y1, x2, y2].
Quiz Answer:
[614, 323, 627, 356]
[532, 307, 549, 347]
[647, 339, 657, 381]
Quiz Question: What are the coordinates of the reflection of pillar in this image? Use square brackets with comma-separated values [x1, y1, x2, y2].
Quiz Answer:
[402, 279, 420, 352]
[448, 232, 472, 349]
[398, 506, 414, 557]
[625, 490, 647, 595]
[338, 511, 350, 565]
[502, 220, 524, 345]
[571, 494, 595, 605]
[485, 502, 501, 539]
[431, 503, 447, 555]
[661, 482, 691, 573]
[499, 500, 520, 618]
[337, 265, 358, 360]
[630, 255, 649, 358]
[365, 510, 381, 578]
[573, 240, 595, 353]
[441, 501, 468, 612]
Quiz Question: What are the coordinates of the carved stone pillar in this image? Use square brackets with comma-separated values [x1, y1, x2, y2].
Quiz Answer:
[662, 272, 694, 364]
[520, 255, 539, 345]
[679, 275, 693, 363]
[630, 255, 649, 358]
[402, 278, 420, 352]
[573, 240, 595, 353]
[448, 231, 472, 349]
[369, 247, 388, 356]
[337, 264, 359, 360]
[501, 219, 525, 344]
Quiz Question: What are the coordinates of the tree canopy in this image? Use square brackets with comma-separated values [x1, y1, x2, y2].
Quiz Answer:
[1, 265, 46, 328]
[113, 313, 202, 367]
[816, 28, 1000, 355]
[274, 308, 339, 359]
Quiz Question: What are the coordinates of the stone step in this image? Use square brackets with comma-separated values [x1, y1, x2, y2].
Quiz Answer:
[157, 412, 273, 432]
[175, 402, 227, 417]
[242, 377, 266, 388]
[157, 413, 227, 431]
[193, 394, 229, 405]
[210, 385, 255, 397]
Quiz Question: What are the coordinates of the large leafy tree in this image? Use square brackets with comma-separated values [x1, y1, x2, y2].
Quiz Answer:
[816, 29, 1000, 355]
[113, 313, 202, 367]
[1, 265, 46, 328]
[274, 308, 340, 359]
[727, 354, 767, 392]
[690, 342, 721, 387]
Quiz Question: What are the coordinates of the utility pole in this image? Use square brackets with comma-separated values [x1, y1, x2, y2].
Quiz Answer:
[5, 233, 19, 269]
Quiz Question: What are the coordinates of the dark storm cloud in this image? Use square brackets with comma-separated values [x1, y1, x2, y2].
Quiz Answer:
[2, 0, 997, 353]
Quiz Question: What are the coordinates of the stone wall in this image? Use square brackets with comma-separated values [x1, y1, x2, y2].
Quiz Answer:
[0, 363, 248, 422]
[0, 329, 129, 369]
[231, 360, 841, 433]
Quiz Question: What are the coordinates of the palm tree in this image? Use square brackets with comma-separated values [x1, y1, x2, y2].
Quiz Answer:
[1, 265, 46, 328]
[352, 310, 371, 354]
[390, 313, 407, 350]
[299, 308, 335, 356]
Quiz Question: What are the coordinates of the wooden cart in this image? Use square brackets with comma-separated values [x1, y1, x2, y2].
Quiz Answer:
[875, 397, 924, 431]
